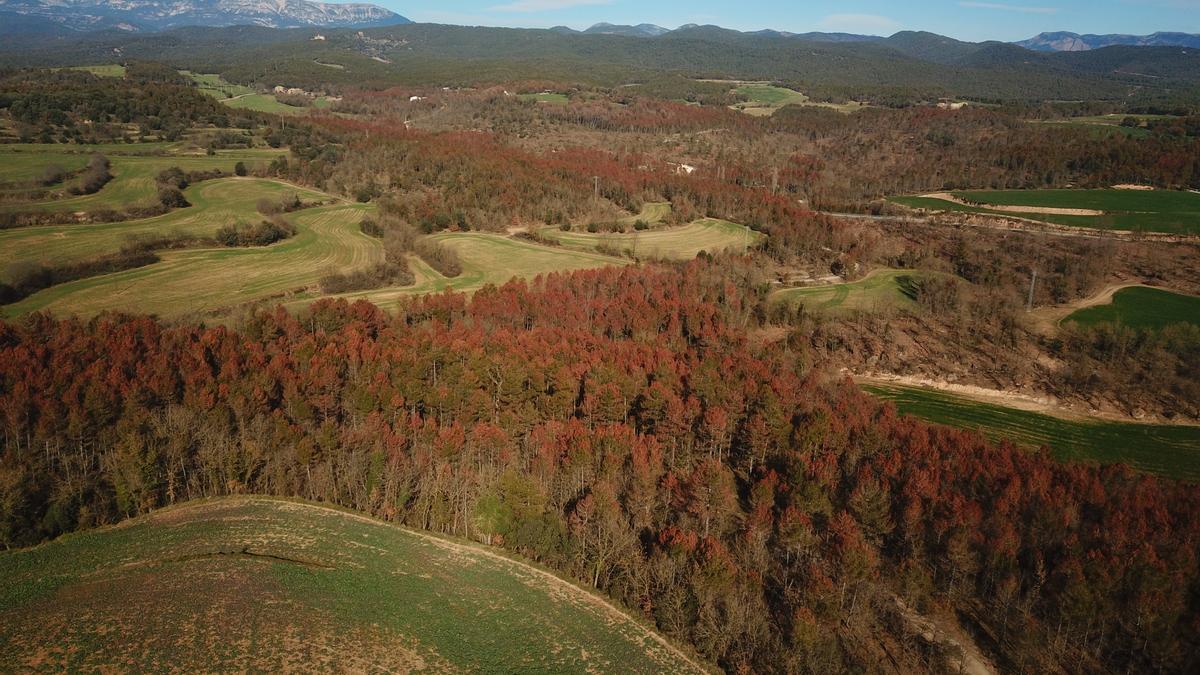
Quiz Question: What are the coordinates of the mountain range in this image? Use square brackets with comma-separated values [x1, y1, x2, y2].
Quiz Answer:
[543, 24, 1200, 51]
[0, 0, 409, 33]
[1015, 31, 1200, 51]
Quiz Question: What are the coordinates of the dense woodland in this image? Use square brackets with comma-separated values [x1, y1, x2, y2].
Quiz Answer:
[1, 267, 1197, 673]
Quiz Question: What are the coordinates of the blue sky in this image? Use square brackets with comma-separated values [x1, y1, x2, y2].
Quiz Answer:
[366, 1, 1200, 42]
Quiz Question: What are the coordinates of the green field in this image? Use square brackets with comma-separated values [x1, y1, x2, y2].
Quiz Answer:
[519, 92, 570, 104]
[0, 176, 320, 281]
[320, 232, 630, 309]
[891, 189, 1200, 234]
[772, 269, 933, 314]
[731, 84, 809, 116]
[866, 384, 1200, 480]
[0, 145, 282, 219]
[620, 201, 671, 225]
[0, 496, 704, 672]
[63, 64, 126, 77]
[542, 218, 761, 260]
[5, 200, 377, 318]
[1066, 286, 1200, 330]
[183, 72, 318, 115]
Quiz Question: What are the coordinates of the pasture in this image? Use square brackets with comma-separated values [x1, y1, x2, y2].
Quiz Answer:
[4, 199, 374, 318]
[325, 232, 629, 309]
[1066, 286, 1200, 330]
[519, 92, 570, 104]
[865, 384, 1200, 481]
[0, 177, 324, 281]
[772, 269, 932, 315]
[64, 64, 126, 77]
[183, 71, 319, 115]
[891, 188, 1200, 234]
[0, 144, 283, 218]
[543, 218, 761, 260]
[0, 496, 704, 673]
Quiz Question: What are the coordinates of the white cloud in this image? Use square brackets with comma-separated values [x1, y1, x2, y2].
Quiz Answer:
[487, 0, 613, 12]
[959, 2, 1059, 14]
[816, 13, 902, 34]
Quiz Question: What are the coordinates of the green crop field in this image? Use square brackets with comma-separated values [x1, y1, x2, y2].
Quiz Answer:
[731, 84, 809, 116]
[1066, 286, 1200, 330]
[772, 269, 934, 314]
[865, 384, 1200, 481]
[0, 497, 705, 672]
[542, 218, 761, 260]
[891, 188, 1200, 234]
[0, 145, 283, 218]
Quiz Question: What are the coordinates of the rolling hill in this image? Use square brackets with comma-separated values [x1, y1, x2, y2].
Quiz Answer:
[0, 496, 707, 672]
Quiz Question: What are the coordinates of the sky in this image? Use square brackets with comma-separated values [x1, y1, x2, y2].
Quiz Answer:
[365, 0, 1200, 42]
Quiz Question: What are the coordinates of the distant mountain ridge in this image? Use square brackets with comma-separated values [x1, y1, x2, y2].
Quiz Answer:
[0, 0, 409, 32]
[1016, 31, 1200, 51]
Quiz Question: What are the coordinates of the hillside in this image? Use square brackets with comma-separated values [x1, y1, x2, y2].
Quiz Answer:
[0, 496, 705, 672]
[3, 22, 1197, 104]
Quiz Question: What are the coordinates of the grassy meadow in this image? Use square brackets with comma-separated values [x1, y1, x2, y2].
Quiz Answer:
[0, 497, 705, 673]
[542, 218, 761, 260]
[866, 384, 1200, 481]
[1066, 286, 1200, 330]
[771, 269, 934, 315]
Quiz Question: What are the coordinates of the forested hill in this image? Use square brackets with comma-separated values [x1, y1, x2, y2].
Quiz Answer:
[1, 22, 1199, 105]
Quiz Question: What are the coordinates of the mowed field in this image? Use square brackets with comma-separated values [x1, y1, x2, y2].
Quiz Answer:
[321, 233, 629, 309]
[891, 188, 1200, 234]
[0, 144, 283, 217]
[184, 71, 329, 115]
[771, 269, 932, 314]
[0, 497, 705, 673]
[866, 384, 1200, 481]
[1066, 286, 1200, 330]
[0, 177, 326, 281]
[542, 218, 760, 260]
[4, 201, 379, 318]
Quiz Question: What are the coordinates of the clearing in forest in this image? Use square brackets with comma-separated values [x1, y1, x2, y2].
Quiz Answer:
[542, 218, 761, 260]
[1065, 286, 1200, 331]
[0, 177, 325, 282]
[0, 496, 706, 673]
[890, 188, 1200, 235]
[183, 72, 331, 114]
[771, 269, 935, 314]
[0, 144, 283, 218]
[5, 202, 380, 318]
[319, 232, 630, 309]
[865, 384, 1200, 481]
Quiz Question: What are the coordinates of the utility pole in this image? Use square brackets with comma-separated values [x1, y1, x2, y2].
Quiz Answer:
[1027, 269, 1037, 311]
[593, 175, 599, 200]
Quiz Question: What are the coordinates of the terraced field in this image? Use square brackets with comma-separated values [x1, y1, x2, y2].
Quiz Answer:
[866, 384, 1200, 481]
[5, 201, 378, 318]
[891, 188, 1200, 234]
[542, 218, 761, 260]
[0, 177, 326, 280]
[1066, 286, 1200, 330]
[772, 269, 932, 314]
[0, 496, 705, 673]
[0, 145, 283, 217]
